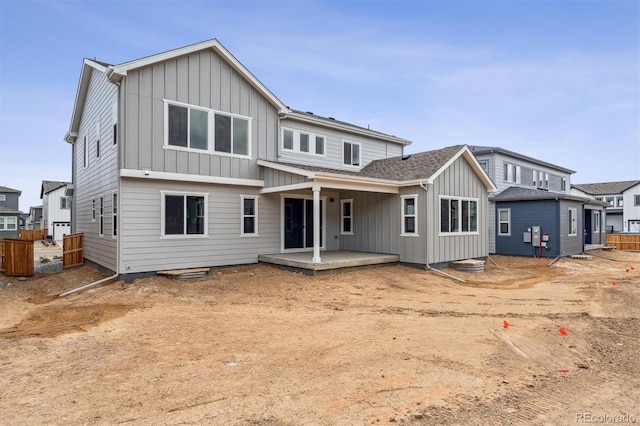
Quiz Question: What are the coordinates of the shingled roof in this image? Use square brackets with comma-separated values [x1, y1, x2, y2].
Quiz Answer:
[572, 180, 640, 196]
[469, 145, 575, 174]
[0, 185, 21, 194]
[40, 181, 71, 198]
[492, 186, 608, 205]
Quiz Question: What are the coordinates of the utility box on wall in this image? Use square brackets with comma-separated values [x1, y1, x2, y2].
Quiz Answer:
[531, 226, 541, 246]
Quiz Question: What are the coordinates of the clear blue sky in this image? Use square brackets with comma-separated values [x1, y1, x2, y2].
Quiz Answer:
[1, 0, 639, 212]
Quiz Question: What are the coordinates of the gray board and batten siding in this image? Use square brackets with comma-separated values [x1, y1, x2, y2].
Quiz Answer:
[73, 66, 119, 272]
[122, 50, 280, 180]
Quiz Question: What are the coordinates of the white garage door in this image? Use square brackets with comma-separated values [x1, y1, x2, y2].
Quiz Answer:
[53, 222, 71, 241]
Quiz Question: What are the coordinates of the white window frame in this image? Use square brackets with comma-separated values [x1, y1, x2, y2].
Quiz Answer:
[498, 208, 511, 236]
[561, 177, 567, 192]
[634, 195, 640, 206]
[343, 140, 361, 167]
[568, 207, 577, 236]
[478, 160, 488, 173]
[544, 173, 549, 189]
[400, 194, 419, 237]
[280, 127, 326, 157]
[60, 197, 71, 209]
[0, 195, 5, 201]
[163, 100, 252, 159]
[593, 211, 600, 233]
[160, 191, 209, 239]
[112, 102, 118, 147]
[112, 192, 117, 239]
[91, 198, 96, 222]
[83, 135, 88, 168]
[0, 216, 17, 231]
[99, 195, 104, 237]
[340, 199, 353, 235]
[240, 195, 259, 237]
[504, 163, 520, 184]
[439, 196, 479, 235]
[95, 121, 101, 159]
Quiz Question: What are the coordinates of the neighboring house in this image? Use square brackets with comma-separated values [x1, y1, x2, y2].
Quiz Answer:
[469, 146, 608, 257]
[40, 181, 72, 241]
[19, 213, 28, 230]
[64, 39, 495, 277]
[571, 180, 640, 232]
[0, 185, 22, 239]
[27, 205, 43, 230]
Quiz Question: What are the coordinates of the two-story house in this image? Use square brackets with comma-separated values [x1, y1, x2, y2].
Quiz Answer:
[0, 185, 22, 239]
[64, 39, 495, 279]
[470, 146, 608, 257]
[27, 205, 43, 230]
[40, 181, 72, 241]
[571, 180, 640, 233]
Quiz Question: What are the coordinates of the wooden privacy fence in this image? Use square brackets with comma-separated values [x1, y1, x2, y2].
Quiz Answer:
[1, 239, 34, 277]
[606, 233, 640, 251]
[63, 233, 83, 269]
[20, 229, 48, 241]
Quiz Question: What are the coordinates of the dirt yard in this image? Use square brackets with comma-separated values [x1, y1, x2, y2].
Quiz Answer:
[1, 251, 639, 425]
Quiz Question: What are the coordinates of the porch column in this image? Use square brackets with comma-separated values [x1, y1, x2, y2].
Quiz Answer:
[312, 185, 321, 263]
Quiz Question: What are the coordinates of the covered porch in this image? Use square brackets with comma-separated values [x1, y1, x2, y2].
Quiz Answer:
[258, 250, 399, 275]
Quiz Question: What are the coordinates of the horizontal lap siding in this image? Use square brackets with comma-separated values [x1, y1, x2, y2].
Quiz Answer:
[120, 179, 280, 274]
[495, 200, 559, 257]
[278, 118, 403, 170]
[559, 200, 583, 256]
[74, 68, 118, 272]
[124, 50, 278, 179]
[428, 157, 489, 264]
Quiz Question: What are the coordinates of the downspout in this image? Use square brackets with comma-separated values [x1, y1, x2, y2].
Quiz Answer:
[419, 182, 466, 283]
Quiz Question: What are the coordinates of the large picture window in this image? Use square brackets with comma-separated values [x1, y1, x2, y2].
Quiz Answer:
[401, 195, 418, 236]
[440, 197, 478, 234]
[162, 192, 207, 237]
[165, 101, 250, 157]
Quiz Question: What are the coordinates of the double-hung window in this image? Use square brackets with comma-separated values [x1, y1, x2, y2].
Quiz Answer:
[440, 197, 478, 234]
[60, 197, 71, 209]
[162, 192, 207, 237]
[0, 216, 17, 231]
[165, 101, 251, 157]
[635, 195, 640, 206]
[241, 196, 258, 236]
[91, 198, 96, 222]
[498, 209, 510, 236]
[343, 141, 361, 167]
[568, 207, 577, 236]
[340, 199, 353, 235]
[504, 163, 520, 184]
[401, 195, 418, 236]
[281, 128, 325, 156]
[0, 195, 5, 202]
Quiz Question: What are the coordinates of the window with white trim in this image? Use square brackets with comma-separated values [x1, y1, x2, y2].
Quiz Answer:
[241, 195, 258, 236]
[498, 209, 510, 236]
[60, 197, 71, 209]
[544, 173, 549, 189]
[635, 195, 640, 206]
[112, 193, 117, 238]
[99, 196, 104, 237]
[112, 102, 118, 146]
[504, 163, 520, 184]
[165, 100, 251, 157]
[478, 160, 488, 173]
[340, 199, 353, 235]
[593, 211, 600, 233]
[568, 207, 577, 236]
[0, 194, 5, 201]
[83, 135, 88, 168]
[91, 198, 96, 222]
[281, 128, 326, 156]
[616, 196, 623, 207]
[0, 216, 17, 231]
[161, 192, 207, 237]
[401, 195, 418, 236]
[343, 141, 361, 167]
[95, 121, 101, 158]
[561, 177, 567, 192]
[440, 197, 478, 234]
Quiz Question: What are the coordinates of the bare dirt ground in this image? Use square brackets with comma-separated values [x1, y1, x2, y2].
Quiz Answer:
[1, 251, 639, 425]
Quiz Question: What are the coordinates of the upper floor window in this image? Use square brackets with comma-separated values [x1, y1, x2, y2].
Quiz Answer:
[95, 121, 101, 158]
[83, 135, 88, 168]
[478, 160, 488, 173]
[440, 197, 478, 234]
[60, 197, 71, 209]
[401, 195, 418, 236]
[281, 128, 325, 156]
[504, 163, 520, 184]
[635, 195, 640, 206]
[161, 192, 207, 237]
[165, 100, 251, 157]
[112, 102, 118, 146]
[343, 141, 361, 167]
[616, 196, 624, 207]
[604, 196, 614, 206]
[561, 178, 567, 192]
[0, 194, 5, 202]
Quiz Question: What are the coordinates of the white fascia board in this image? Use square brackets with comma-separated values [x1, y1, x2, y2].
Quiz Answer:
[257, 160, 316, 178]
[314, 177, 399, 194]
[66, 59, 108, 144]
[282, 112, 411, 146]
[108, 39, 289, 113]
[428, 145, 498, 193]
[260, 182, 314, 194]
[314, 172, 399, 187]
[120, 169, 264, 187]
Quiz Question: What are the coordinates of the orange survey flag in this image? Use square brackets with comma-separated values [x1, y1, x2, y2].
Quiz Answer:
[559, 327, 568, 336]
[503, 320, 510, 329]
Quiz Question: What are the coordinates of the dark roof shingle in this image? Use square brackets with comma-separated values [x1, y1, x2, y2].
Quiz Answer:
[571, 180, 640, 195]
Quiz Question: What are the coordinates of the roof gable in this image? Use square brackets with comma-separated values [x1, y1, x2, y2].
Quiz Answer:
[571, 180, 640, 195]
[0, 185, 21, 194]
[65, 59, 108, 143]
[40, 181, 71, 198]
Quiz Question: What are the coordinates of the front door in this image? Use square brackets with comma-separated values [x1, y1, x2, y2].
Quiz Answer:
[284, 198, 323, 250]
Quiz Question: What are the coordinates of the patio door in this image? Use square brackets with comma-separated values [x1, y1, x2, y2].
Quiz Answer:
[284, 197, 323, 249]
